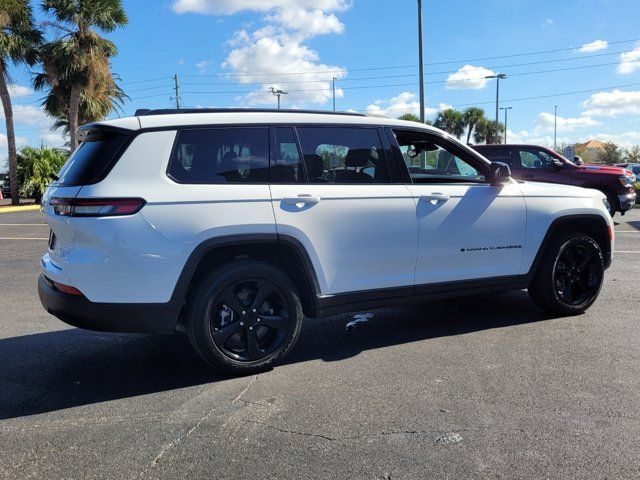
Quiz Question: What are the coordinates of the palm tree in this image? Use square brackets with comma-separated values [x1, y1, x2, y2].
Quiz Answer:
[37, 0, 127, 151]
[462, 107, 485, 145]
[0, 0, 42, 205]
[433, 108, 464, 139]
[398, 112, 421, 122]
[17, 145, 68, 203]
[474, 118, 505, 145]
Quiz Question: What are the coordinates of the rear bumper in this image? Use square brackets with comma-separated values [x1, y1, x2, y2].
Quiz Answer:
[38, 274, 182, 334]
[619, 192, 636, 212]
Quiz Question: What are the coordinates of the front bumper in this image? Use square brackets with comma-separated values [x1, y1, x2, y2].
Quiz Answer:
[38, 274, 182, 334]
[619, 192, 637, 212]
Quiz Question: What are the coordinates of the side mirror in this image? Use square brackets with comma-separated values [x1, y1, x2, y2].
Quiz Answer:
[573, 156, 583, 165]
[490, 162, 512, 185]
[551, 159, 564, 169]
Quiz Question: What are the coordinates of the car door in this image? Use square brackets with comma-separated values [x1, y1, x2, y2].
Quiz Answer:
[269, 125, 418, 297]
[388, 128, 527, 286]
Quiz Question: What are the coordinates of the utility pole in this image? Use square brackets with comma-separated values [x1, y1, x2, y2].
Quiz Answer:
[417, 0, 425, 123]
[172, 74, 181, 109]
[500, 106, 512, 144]
[554, 105, 558, 150]
[269, 87, 288, 110]
[484, 74, 506, 142]
[332, 77, 337, 111]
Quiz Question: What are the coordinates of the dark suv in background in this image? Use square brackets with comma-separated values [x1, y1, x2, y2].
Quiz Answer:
[473, 144, 637, 216]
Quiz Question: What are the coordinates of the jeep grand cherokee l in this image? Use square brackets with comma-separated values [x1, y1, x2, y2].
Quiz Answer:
[473, 144, 636, 216]
[38, 109, 614, 374]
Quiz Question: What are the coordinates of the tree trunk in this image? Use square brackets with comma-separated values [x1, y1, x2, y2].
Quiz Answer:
[466, 123, 473, 145]
[0, 65, 20, 206]
[68, 83, 81, 152]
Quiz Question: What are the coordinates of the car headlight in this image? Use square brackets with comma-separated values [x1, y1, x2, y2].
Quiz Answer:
[619, 175, 635, 187]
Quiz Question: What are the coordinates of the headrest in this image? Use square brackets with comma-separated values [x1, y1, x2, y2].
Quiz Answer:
[345, 148, 372, 168]
[305, 154, 325, 178]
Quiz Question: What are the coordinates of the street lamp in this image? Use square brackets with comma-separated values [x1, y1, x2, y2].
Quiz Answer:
[485, 73, 507, 142]
[332, 77, 337, 111]
[268, 87, 288, 110]
[500, 106, 513, 144]
[417, 0, 425, 123]
[554, 105, 558, 150]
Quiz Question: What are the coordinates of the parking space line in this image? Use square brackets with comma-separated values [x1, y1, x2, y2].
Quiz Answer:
[0, 237, 48, 240]
[0, 223, 46, 226]
[615, 251, 640, 253]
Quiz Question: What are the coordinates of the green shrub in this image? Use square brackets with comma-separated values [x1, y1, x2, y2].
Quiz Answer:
[18, 146, 69, 203]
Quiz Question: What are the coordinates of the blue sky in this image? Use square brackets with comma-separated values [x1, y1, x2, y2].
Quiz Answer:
[2, 0, 640, 170]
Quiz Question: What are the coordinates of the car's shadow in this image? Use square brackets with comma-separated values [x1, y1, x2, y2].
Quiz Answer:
[0, 290, 552, 420]
[626, 219, 640, 230]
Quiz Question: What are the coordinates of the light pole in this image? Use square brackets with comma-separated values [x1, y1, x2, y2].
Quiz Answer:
[269, 87, 288, 110]
[554, 105, 558, 150]
[417, 0, 425, 123]
[485, 73, 506, 142]
[500, 106, 512, 144]
[332, 77, 337, 111]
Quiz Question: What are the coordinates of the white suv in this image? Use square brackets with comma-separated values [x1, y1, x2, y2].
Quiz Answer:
[38, 109, 614, 373]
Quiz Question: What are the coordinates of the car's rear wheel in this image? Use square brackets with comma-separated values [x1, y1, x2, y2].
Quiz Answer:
[528, 231, 605, 315]
[186, 261, 303, 374]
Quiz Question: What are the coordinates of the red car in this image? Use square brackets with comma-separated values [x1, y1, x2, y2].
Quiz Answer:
[473, 144, 637, 216]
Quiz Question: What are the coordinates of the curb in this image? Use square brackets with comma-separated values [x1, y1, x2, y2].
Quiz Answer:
[0, 205, 41, 214]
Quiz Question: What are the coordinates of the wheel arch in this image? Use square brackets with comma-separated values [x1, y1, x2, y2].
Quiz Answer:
[527, 214, 612, 281]
[171, 234, 321, 318]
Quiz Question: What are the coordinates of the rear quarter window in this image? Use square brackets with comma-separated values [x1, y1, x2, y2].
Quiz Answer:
[56, 130, 130, 186]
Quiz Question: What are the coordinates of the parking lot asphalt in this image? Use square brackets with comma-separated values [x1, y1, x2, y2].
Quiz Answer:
[1, 209, 639, 479]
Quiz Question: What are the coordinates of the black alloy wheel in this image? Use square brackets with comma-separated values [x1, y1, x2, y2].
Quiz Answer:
[552, 238, 604, 309]
[210, 279, 291, 362]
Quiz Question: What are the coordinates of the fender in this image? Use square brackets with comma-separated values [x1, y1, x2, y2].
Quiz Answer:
[525, 213, 612, 280]
[170, 233, 322, 312]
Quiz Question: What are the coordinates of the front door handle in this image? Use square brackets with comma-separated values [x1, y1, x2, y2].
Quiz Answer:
[282, 195, 322, 205]
[420, 193, 450, 204]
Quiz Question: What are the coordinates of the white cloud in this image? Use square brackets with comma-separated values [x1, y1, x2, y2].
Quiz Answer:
[195, 60, 213, 72]
[578, 40, 608, 53]
[8, 85, 34, 97]
[541, 18, 553, 27]
[0, 105, 53, 127]
[505, 130, 571, 148]
[0, 133, 29, 168]
[446, 65, 496, 90]
[207, 2, 350, 107]
[617, 44, 640, 74]
[535, 112, 599, 133]
[590, 131, 640, 148]
[581, 89, 640, 117]
[40, 132, 67, 147]
[172, 0, 350, 15]
[365, 92, 450, 118]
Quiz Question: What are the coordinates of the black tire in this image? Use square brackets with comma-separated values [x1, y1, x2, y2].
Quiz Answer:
[186, 260, 303, 374]
[528, 231, 605, 315]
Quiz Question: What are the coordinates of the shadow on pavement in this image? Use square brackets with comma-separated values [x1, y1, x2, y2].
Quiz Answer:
[0, 290, 551, 420]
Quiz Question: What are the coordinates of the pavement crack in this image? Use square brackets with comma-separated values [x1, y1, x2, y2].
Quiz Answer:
[141, 375, 258, 475]
[241, 419, 337, 441]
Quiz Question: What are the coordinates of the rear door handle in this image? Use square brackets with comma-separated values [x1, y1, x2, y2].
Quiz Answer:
[282, 195, 322, 205]
[420, 193, 450, 203]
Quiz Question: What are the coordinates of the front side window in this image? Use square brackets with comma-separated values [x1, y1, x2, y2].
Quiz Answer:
[518, 149, 555, 169]
[168, 127, 269, 184]
[394, 130, 486, 183]
[296, 127, 390, 184]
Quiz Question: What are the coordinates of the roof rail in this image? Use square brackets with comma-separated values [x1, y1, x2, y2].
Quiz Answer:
[134, 108, 366, 117]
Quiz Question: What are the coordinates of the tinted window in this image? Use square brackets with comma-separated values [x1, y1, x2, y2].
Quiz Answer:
[168, 127, 269, 184]
[518, 149, 555, 169]
[475, 147, 513, 166]
[272, 127, 304, 183]
[394, 130, 485, 183]
[296, 127, 390, 184]
[56, 130, 130, 186]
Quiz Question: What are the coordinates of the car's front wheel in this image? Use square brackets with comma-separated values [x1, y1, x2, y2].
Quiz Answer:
[528, 231, 605, 315]
[186, 260, 303, 374]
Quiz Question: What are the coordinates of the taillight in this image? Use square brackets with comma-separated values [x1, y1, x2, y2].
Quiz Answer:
[50, 197, 146, 217]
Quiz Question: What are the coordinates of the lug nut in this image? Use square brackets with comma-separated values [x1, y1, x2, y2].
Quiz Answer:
[249, 326, 253, 330]
[252, 308, 257, 313]
[240, 322, 244, 326]
[242, 310, 246, 315]
[257, 318, 261, 323]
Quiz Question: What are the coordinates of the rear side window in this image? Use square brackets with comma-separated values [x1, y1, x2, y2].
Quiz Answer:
[56, 130, 130, 186]
[168, 127, 269, 184]
[296, 127, 390, 184]
[475, 147, 513, 166]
